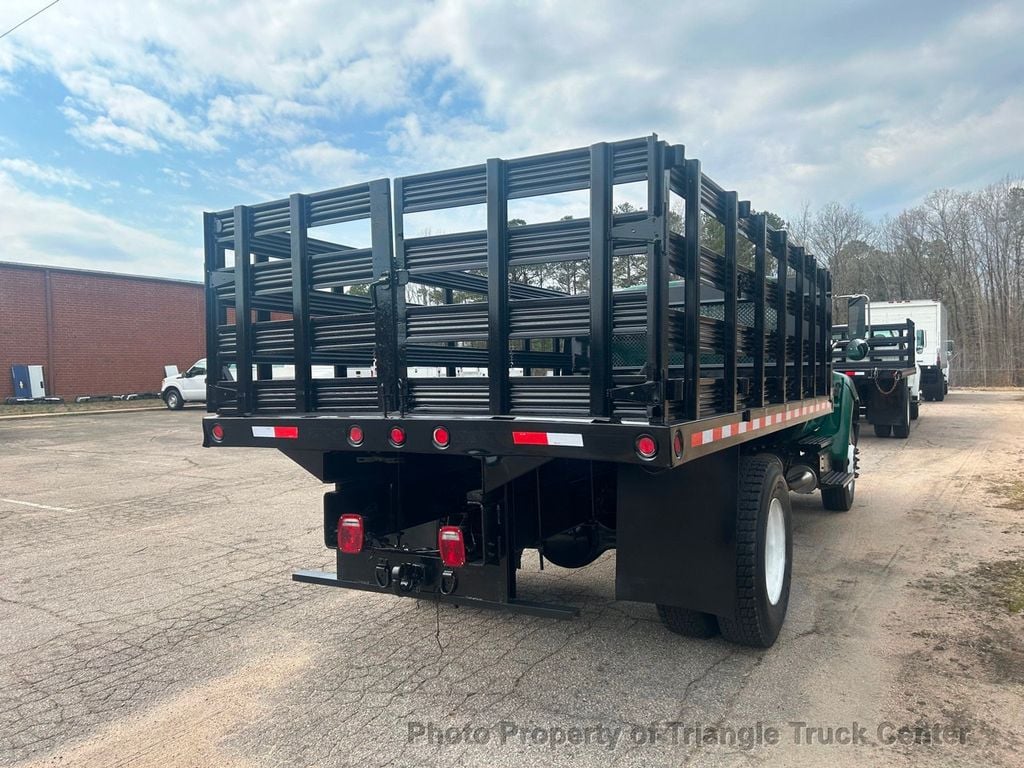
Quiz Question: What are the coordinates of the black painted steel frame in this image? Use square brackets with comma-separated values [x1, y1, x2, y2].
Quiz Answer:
[204, 134, 833, 443]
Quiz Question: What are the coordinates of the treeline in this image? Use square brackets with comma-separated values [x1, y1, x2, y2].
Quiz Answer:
[402, 178, 1023, 387]
[792, 179, 1024, 386]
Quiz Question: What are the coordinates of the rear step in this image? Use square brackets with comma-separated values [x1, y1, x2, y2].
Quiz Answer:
[799, 435, 834, 450]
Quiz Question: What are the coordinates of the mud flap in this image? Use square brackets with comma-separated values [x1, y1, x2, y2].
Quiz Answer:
[615, 447, 739, 617]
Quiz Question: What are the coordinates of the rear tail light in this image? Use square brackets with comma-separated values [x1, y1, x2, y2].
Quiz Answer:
[432, 426, 450, 448]
[389, 426, 406, 447]
[210, 423, 224, 442]
[635, 434, 657, 459]
[438, 526, 466, 567]
[347, 425, 364, 446]
[337, 514, 365, 554]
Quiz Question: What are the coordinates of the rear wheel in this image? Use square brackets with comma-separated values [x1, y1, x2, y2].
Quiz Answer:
[934, 385, 945, 402]
[164, 388, 184, 410]
[910, 401, 919, 420]
[717, 454, 791, 648]
[873, 423, 892, 438]
[656, 606, 719, 638]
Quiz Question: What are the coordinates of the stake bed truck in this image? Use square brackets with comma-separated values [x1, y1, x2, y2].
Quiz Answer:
[832, 296, 917, 438]
[202, 136, 860, 647]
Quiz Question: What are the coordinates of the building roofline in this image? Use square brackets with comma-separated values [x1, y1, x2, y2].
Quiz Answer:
[0, 260, 202, 287]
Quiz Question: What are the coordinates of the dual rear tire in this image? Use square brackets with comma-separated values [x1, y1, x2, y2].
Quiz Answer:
[657, 455, 792, 648]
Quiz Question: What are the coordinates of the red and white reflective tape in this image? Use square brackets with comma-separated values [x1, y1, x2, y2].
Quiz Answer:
[690, 400, 833, 448]
[512, 431, 584, 447]
[251, 426, 299, 439]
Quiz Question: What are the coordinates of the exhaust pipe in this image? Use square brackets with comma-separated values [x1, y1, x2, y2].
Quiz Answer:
[786, 465, 818, 494]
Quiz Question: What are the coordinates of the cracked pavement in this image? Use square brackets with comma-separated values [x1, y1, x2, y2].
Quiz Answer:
[1, 392, 1022, 766]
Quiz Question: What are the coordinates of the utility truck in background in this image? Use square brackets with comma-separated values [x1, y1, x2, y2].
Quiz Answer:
[832, 296, 917, 438]
[869, 300, 951, 401]
[201, 135, 862, 648]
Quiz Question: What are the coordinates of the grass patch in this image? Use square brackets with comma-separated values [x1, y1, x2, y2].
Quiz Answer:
[975, 560, 1024, 615]
[0, 399, 163, 417]
[987, 479, 1024, 511]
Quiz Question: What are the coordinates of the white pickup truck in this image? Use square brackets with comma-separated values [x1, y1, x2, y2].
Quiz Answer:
[161, 359, 209, 409]
[160, 361, 461, 409]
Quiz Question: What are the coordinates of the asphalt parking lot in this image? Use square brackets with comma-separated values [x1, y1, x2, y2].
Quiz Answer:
[1, 392, 1022, 767]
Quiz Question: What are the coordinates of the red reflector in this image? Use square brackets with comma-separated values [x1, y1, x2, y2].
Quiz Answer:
[389, 426, 406, 447]
[211, 423, 224, 441]
[438, 526, 466, 567]
[348, 425, 364, 446]
[512, 431, 547, 445]
[337, 514, 364, 554]
[432, 426, 450, 448]
[275, 426, 299, 439]
[672, 431, 683, 458]
[844, 371, 856, 377]
[636, 434, 657, 459]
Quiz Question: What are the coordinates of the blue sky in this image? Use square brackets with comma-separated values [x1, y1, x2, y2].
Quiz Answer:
[1, 0, 1022, 280]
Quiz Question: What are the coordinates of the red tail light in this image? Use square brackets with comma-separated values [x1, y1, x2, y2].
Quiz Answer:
[210, 423, 224, 442]
[389, 426, 406, 447]
[438, 526, 466, 567]
[337, 514, 364, 554]
[432, 426, 450, 448]
[635, 434, 657, 459]
[347, 425, 364, 446]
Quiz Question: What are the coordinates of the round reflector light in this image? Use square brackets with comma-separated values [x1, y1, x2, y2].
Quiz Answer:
[389, 426, 406, 447]
[348, 425, 364, 446]
[673, 431, 683, 458]
[635, 434, 657, 459]
[211, 423, 224, 442]
[432, 426, 450, 448]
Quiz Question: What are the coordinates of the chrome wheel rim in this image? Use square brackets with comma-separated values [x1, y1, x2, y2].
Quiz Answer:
[765, 498, 786, 605]
[847, 440, 856, 492]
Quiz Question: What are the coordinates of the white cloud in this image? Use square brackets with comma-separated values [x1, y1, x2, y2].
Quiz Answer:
[0, 158, 91, 189]
[287, 142, 370, 184]
[0, 0, 1021, 274]
[0, 170, 201, 279]
[57, 72, 219, 153]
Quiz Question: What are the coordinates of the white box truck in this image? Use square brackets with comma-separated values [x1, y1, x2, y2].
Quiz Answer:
[869, 300, 952, 401]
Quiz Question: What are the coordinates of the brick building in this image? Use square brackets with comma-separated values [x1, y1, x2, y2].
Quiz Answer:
[0, 262, 205, 400]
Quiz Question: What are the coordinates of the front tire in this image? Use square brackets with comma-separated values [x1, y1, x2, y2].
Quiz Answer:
[822, 423, 859, 512]
[164, 388, 184, 410]
[717, 454, 792, 648]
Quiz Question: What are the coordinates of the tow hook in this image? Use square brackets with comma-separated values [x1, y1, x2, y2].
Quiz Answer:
[374, 560, 390, 588]
[391, 562, 426, 594]
[439, 568, 458, 595]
